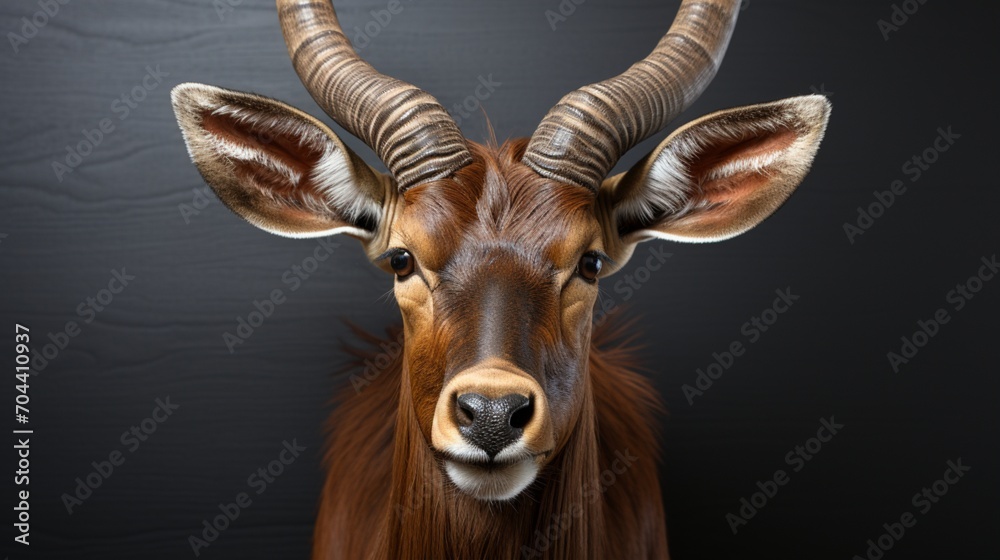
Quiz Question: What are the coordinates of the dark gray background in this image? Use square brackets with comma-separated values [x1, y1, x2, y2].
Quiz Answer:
[2, 0, 997, 558]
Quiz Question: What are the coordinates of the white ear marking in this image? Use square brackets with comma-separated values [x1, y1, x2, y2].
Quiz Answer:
[312, 143, 382, 226]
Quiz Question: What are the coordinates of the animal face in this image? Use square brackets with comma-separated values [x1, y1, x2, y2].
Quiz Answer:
[385, 146, 604, 499]
[171, 0, 830, 501]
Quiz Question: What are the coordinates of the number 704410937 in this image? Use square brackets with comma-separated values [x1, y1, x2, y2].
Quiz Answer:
[15, 324, 30, 425]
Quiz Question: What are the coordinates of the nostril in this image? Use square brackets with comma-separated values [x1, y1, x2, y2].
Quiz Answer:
[508, 397, 533, 430]
[455, 393, 532, 459]
[455, 393, 486, 428]
[455, 398, 475, 427]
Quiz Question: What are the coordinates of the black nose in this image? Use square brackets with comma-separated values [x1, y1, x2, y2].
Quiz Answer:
[455, 393, 533, 460]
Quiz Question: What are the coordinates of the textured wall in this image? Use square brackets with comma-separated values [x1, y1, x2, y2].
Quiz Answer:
[1, 0, 997, 558]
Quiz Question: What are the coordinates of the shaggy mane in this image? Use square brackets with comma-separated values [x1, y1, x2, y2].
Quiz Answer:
[313, 316, 668, 559]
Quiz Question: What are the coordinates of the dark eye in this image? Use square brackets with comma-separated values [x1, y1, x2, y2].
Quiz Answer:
[390, 250, 414, 277]
[578, 253, 603, 282]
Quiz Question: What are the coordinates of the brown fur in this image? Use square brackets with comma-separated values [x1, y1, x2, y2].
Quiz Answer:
[172, 35, 829, 560]
[315, 317, 667, 560]
[309, 140, 670, 559]
[386, 139, 607, 454]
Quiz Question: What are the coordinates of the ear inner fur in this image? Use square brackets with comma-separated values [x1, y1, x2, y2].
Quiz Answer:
[602, 95, 831, 247]
[168, 2, 831, 554]
[170, 82, 389, 239]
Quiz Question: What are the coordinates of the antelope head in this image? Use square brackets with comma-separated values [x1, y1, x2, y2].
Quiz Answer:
[172, 0, 829, 501]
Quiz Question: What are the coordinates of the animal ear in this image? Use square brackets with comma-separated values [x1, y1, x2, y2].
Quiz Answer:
[601, 95, 831, 246]
[171, 83, 390, 240]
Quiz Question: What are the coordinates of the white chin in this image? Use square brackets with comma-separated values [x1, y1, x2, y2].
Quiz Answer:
[444, 459, 538, 501]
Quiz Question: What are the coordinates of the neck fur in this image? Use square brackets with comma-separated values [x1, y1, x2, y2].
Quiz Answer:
[313, 319, 668, 560]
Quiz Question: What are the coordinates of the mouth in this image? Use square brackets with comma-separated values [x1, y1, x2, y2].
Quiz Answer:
[441, 446, 552, 501]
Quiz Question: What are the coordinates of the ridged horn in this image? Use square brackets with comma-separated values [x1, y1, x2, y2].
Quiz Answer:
[276, 0, 472, 191]
[523, 0, 740, 190]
